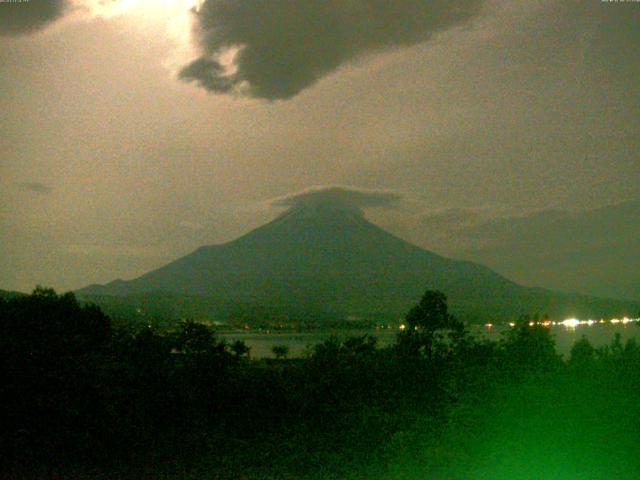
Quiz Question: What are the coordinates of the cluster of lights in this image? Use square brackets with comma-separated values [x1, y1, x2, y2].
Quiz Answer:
[402, 317, 640, 331]
[496, 317, 639, 329]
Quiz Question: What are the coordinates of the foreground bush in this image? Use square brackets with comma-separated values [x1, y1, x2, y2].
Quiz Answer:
[1, 289, 638, 479]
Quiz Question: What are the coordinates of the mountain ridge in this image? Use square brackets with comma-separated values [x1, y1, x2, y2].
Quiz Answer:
[449, 198, 640, 301]
[77, 200, 640, 323]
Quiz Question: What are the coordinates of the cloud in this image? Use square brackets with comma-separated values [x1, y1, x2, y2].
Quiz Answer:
[272, 185, 401, 210]
[19, 182, 53, 194]
[180, 0, 485, 99]
[416, 204, 520, 230]
[0, 0, 69, 36]
[420, 207, 487, 231]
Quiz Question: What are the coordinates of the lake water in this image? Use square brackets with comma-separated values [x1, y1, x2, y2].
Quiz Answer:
[220, 323, 640, 359]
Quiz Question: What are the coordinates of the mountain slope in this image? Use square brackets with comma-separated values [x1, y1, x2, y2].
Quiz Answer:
[452, 199, 640, 301]
[78, 201, 640, 323]
[0, 289, 25, 301]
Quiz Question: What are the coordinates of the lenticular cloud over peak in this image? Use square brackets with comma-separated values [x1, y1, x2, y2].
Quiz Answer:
[272, 185, 401, 212]
[179, 0, 485, 100]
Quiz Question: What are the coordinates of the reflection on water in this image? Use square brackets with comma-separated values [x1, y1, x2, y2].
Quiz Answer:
[220, 321, 640, 359]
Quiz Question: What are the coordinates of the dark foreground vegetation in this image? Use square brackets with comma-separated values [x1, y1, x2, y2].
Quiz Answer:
[2, 288, 640, 479]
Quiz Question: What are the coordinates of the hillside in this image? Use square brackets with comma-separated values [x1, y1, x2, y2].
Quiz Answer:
[78, 197, 640, 324]
[451, 199, 640, 301]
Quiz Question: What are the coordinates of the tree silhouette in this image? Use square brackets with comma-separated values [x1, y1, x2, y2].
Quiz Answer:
[230, 339, 251, 359]
[342, 335, 377, 356]
[501, 321, 560, 373]
[398, 290, 463, 358]
[272, 344, 290, 360]
[569, 335, 595, 368]
[171, 320, 222, 355]
[0, 287, 112, 465]
[0, 286, 110, 362]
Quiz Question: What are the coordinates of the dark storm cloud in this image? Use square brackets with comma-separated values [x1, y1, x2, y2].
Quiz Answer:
[0, 0, 69, 36]
[19, 182, 53, 194]
[273, 185, 401, 209]
[178, 57, 236, 93]
[180, 0, 485, 99]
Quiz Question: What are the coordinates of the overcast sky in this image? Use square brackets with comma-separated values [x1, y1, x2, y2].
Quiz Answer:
[1, 0, 638, 293]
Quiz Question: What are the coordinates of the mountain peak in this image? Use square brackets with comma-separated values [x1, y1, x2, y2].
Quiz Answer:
[280, 199, 366, 223]
[272, 185, 400, 214]
[76, 187, 640, 323]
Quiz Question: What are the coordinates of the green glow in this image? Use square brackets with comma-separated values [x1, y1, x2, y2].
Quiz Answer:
[387, 375, 640, 480]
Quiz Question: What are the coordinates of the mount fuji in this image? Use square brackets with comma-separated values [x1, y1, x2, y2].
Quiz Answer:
[77, 189, 639, 323]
